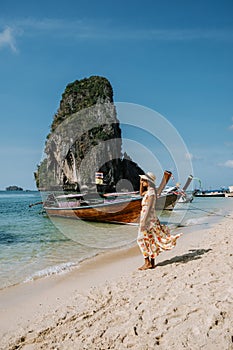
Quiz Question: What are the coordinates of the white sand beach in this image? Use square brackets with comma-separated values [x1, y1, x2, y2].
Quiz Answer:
[0, 215, 233, 350]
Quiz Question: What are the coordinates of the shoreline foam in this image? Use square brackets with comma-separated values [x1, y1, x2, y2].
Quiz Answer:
[1, 213, 233, 349]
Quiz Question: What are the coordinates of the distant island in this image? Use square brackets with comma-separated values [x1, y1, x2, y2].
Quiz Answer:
[6, 186, 23, 191]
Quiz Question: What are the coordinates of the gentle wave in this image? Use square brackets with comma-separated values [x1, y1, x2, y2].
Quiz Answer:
[22, 250, 104, 284]
[24, 262, 78, 283]
[182, 216, 209, 227]
[0, 192, 39, 199]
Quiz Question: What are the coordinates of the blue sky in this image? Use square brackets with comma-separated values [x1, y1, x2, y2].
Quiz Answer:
[0, 0, 233, 190]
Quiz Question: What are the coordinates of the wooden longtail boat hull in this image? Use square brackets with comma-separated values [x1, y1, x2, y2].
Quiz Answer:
[44, 193, 178, 224]
[45, 198, 141, 224]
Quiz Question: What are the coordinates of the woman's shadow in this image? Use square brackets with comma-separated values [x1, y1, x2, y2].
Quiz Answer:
[156, 248, 212, 267]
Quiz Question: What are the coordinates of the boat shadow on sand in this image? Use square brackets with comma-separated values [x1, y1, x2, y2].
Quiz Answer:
[157, 248, 212, 267]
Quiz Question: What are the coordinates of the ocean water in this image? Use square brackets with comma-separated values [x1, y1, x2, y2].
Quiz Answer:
[0, 191, 232, 290]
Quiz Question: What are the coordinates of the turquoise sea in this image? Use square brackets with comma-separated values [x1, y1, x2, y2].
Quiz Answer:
[0, 190, 232, 290]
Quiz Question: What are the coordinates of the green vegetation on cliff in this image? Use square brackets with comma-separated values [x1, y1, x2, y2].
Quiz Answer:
[51, 76, 113, 132]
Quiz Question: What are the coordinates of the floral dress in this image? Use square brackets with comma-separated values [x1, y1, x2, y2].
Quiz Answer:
[137, 187, 181, 259]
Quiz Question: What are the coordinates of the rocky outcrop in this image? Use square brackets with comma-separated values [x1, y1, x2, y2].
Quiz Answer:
[6, 186, 23, 191]
[35, 76, 144, 193]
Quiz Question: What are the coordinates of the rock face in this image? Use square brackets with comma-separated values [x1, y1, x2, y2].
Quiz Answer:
[35, 76, 144, 193]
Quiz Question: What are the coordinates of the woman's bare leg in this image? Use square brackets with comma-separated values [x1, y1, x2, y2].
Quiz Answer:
[138, 257, 152, 270]
[150, 258, 156, 269]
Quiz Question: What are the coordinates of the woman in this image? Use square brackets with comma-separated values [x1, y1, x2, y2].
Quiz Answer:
[137, 172, 182, 270]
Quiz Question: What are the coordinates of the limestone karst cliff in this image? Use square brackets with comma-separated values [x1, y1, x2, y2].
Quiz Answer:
[35, 76, 144, 193]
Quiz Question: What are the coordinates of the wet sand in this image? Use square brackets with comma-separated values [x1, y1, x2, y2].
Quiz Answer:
[0, 215, 233, 349]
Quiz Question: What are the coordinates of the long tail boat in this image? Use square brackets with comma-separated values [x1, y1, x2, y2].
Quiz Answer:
[42, 171, 178, 225]
[43, 192, 178, 225]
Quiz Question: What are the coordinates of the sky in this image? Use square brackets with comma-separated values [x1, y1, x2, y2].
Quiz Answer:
[0, 0, 233, 190]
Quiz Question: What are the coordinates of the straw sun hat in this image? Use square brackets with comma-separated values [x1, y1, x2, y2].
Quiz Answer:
[139, 172, 156, 183]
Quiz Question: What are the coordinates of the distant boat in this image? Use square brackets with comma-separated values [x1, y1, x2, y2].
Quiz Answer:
[193, 189, 226, 197]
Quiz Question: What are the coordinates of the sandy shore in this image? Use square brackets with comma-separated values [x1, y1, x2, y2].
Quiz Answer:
[1, 215, 233, 350]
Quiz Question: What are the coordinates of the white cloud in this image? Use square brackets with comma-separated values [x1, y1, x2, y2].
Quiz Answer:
[0, 27, 17, 52]
[1, 18, 233, 42]
[221, 160, 233, 168]
[185, 152, 203, 161]
[185, 152, 193, 160]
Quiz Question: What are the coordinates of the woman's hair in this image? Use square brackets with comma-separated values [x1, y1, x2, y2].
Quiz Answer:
[140, 180, 148, 196]
[149, 182, 156, 190]
[140, 178, 156, 196]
